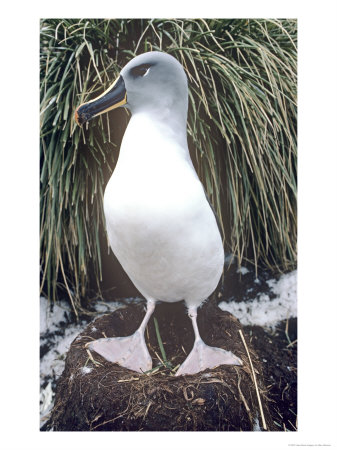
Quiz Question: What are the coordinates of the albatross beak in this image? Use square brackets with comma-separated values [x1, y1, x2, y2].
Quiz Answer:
[75, 75, 127, 126]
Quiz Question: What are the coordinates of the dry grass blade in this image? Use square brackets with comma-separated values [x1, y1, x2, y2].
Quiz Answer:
[239, 329, 267, 430]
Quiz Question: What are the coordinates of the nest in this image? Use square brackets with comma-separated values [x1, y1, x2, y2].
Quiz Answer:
[48, 298, 276, 431]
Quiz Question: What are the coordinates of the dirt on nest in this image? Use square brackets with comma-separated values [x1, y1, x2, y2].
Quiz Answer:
[244, 318, 297, 431]
[47, 298, 280, 431]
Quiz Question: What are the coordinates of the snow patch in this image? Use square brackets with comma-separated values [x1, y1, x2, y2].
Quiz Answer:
[40, 297, 71, 335]
[40, 381, 53, 415]
[40, 296, 125, 387]
[219, 270, 297, 328]
[237, 266, 250, 275]
[253, 415, 261, 431]
[40, 323, 85, 382]
[94, 301, 125, 313]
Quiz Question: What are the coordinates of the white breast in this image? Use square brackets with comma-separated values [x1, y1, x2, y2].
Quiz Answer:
[103, 113, 224, 306]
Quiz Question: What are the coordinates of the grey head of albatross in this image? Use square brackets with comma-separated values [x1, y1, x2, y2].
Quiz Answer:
[76, 51, 187, 125]
[76, 51, 242, 376]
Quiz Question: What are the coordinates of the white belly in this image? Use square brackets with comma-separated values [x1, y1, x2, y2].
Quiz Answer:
[103, 164, 224, 306]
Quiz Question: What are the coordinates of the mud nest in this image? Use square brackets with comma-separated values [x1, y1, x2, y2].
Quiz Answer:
[48, 298, 276, 431]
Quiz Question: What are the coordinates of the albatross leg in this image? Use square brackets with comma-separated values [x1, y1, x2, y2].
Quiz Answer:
[88, 298, 156, 373]
[175, 305, 242, 377]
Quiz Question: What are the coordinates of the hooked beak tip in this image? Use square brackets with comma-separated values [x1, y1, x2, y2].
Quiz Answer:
[75, 104, 90, 126]
[75, 109, 81, 126]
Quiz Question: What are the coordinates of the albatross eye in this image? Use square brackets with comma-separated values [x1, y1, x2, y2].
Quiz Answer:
[130, 63, 153, 78]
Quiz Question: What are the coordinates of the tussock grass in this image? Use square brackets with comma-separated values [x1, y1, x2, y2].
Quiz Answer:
[40, 19, 297, 311]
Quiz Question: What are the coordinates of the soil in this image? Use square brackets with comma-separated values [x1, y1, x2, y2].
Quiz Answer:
[45, 297, 292, 431]
[244, 318, 297, 431]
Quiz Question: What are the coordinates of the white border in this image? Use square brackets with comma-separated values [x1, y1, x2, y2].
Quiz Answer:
[1, 1, 337, 449]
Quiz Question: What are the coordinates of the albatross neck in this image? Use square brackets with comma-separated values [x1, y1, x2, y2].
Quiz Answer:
[125, 107, 189, 152]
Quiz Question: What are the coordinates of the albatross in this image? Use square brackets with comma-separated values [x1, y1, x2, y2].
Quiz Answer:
[75, 51, 242, 376]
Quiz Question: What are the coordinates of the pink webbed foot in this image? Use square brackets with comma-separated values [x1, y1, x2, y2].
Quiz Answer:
[88, 330, 152, 373]
[175, 338, 242, 377]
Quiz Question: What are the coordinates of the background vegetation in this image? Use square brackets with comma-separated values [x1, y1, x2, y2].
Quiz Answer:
[40, 19, 297, 314]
